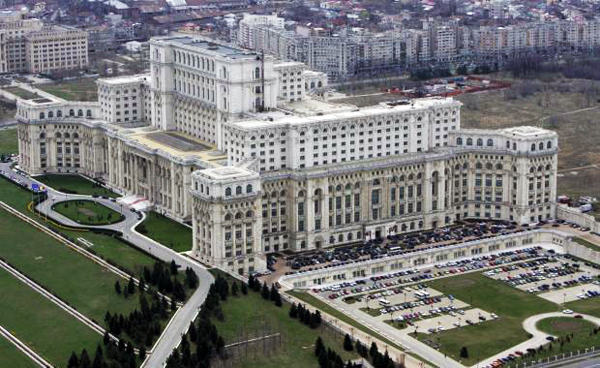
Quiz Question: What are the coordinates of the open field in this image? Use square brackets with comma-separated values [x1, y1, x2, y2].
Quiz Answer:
[418, 273, 558, 365]
[0, 267, 100, 367]
[0, 335, 38, 368]
[288, 290, 407, 353]
[0, 128, 17, 154]
[0, 173, 158, 279]
[136, 211, 193, 252]
[211, 272, 356, 368]
[565, 297, 600, 319]
[53, 200, 124, 225]
[1, 86, 39, 100]
[0, 207, 139, 324]
[506, 317, 600, 367]
[35, 174, 119, 198]
[35, 78, 98, 102]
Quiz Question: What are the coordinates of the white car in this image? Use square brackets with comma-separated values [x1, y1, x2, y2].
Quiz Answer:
[562, 309, 573, 314]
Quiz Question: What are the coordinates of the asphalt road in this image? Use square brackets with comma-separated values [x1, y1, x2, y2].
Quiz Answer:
[0, 162, 214, 367]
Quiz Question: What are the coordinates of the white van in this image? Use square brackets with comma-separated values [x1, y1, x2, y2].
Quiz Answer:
[379, 298, 390, 306]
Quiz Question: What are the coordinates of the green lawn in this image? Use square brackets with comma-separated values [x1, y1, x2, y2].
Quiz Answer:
[288, 290, 407, 354]
[0, 268, 101, 367]
[565, 297, 600, 318]
[506, 317, 600, 367]
[136, 211, 193, 252]
[0, 208, 139, 325]
[2, 86, 40, 100]
[35, 78, 98, 102]
[53, 200, 124, 225]
[417, 273, 559, 365]
[0, 128, 17, 155]
[573, 237, 600, 252]
[210, 274, 357, 368]
[0, 335, 38, 368]
[35, 174, 119, 197]
[0, 176, 159, 279]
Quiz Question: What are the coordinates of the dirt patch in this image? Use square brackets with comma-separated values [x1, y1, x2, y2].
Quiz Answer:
[451, 278, 476, 288]
[549, 320, 587, 334]
[77, 207, 97, 217]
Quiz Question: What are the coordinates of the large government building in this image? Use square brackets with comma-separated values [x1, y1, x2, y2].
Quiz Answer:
[16, 36, 558, 275]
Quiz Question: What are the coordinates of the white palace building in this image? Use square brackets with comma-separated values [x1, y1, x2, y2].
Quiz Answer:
[16, 36, 558, 275]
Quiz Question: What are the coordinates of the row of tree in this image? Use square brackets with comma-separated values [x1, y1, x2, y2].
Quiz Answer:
[67, 331, 145, 368]
[248, 274, 283, 306]
[166, 275, 228, 368]
[289, 302, 322, 329]
[141, 262, 187, 301]
[315, 337, 360, 368]
[105, 291, 172, 347]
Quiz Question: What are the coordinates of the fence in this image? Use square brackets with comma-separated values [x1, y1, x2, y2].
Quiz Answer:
[508, 346, 600, 368]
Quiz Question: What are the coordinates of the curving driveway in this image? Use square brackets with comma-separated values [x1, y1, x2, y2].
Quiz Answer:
[475, 312, 600, 368]
[0, 162, 214, 367]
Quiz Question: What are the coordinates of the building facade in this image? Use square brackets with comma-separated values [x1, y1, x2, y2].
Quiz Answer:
[16, 36, 558, 276]
[0, 11, 88, 74]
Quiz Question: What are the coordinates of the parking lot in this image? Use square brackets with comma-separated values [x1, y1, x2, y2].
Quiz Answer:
[313, 246, 550, 302]
[483, 253, 600, 296]
[537, 282, 600, 304]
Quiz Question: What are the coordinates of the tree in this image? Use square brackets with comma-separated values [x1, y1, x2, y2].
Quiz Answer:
[231, 282, 239, 296]
[369, 342, 379, 359]
[343, 334, 353, 351]
[460, 346, 469, 358]
[115, 280, 122, 294]
[274, 292, 282, 307]
[103, 331, 110, 345]
[241, 282, 248, 295]
[270, 284, 278, 301]
[261, 282, 270, 300]
[289, 303, 298, 318]
[139, 346, 147, 361]
[79, 349, 91, 368]
[170, 260, 178, 275]
[127, 277, 135, 294]
[67, 352, 79, 368]
[315, 336, 325, 357]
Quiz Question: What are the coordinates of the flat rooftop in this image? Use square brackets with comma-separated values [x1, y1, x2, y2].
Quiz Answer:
[230, 97, 460, 131]
[154, 36, 260, 60]
[501, 126, 555, 138]
[118, 127, 226, 162]
[198, 166, 256, 180]
[98, 74, 148, 85]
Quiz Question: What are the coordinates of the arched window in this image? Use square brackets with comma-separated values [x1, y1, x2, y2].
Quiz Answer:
[73, 133, 79, 139]
[246, 210, 253, 218]
[506, 140, 510, 149]
[338, 234, 343, 242]
[236, 186, 242, 195]
[547, 141, 552, 149]
[539, 142, 544, 151]
[496, 163, 503, 170]
[224, 214, 232, 221]
[373, 179, 380, 186]
[246, 184, 253, 193]
[487, 139, 493, 147]
[86, 110, 92, 117]
[69, 109, 75, 116]
[298, 190, 304, 197]
[477, 138, 483, 146]
[235, 212, 242, 219]
[254, 67, 261, 79]
[39, 132, 46, 139]
[280, 190, 286, 197]
[476, 162, 483, 169]
[225, 187, 232, 196]
[467, 138, 473, 146]
[55, 132, 61, 139]
[48, 111, 53, 118]
[64, 132, 70, 139]
[531, 143, 536, 151]
[57, 110, 62, 117]
[486, 163, 493, 170]
[513, 142, 517, 150]
[456, 137, 463, 145]
[39, 112, 45, 119]
[77, 109, 83, 117]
